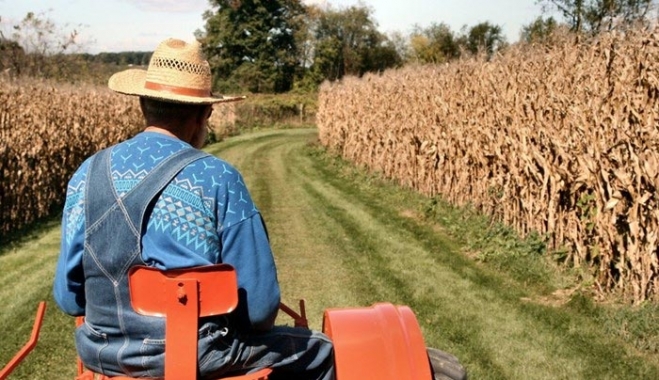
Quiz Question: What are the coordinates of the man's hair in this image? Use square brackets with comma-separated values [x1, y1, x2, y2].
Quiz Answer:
[140, 97, 207, 128]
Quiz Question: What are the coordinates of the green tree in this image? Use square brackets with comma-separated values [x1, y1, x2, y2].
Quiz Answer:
[408, 22, 460, 64]
[538, 0, 655, 34]
[198, 0, 305, 93]
[520, 16, 560, 43]
[361, 38, 401, 73]
[459, 22, 506, 57]
[289, 4, 323, 91]
[308, 3, 401, 83]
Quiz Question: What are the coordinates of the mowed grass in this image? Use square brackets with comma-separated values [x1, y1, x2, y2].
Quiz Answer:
[1, 128, 659, 379]
[208, 129, 659, 380]
[0, 219, 78, 379]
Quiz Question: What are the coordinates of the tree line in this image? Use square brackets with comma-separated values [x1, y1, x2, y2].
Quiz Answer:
[1, 0, 657, 91]
[0, 12, 153, 82]
[193, 0, 659, 93]
[196, 0, 509, 93]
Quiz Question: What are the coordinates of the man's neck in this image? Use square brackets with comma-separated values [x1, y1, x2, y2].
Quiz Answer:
[144, 126, 183, 141]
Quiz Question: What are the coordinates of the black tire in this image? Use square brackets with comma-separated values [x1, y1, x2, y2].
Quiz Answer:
[427, 347, 468, 380]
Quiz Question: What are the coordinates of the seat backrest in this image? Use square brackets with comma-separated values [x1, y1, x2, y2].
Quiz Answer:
[128, 264, 239, 380]
[129, 264, 239, 317]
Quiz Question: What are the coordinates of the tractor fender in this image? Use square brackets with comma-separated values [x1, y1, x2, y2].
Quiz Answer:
[322, 302, 432, 380]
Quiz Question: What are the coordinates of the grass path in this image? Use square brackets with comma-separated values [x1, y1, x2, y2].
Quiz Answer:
[2, 128, 658, 379]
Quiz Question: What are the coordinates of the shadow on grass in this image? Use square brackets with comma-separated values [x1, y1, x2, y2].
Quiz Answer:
[0, 212, 62, 256]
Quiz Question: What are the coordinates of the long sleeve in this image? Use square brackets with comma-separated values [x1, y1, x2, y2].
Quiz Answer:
[53, 224, 86, 316]
[212, 163, 280, 332]
[221, 214, 281, 331]
[53, 165, 88, 316]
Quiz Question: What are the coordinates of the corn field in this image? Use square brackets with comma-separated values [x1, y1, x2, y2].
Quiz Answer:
[0, 76, 143, 238]
[0, 73, 242, 240]
[317, 28, 659, 303]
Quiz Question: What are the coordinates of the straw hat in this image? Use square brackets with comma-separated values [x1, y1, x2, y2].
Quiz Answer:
[108, 38, 244, 104]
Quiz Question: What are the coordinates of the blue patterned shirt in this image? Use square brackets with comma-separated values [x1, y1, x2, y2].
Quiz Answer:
[53, 132, 280, 330]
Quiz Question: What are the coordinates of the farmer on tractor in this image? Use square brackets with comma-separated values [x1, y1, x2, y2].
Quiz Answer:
[53, 38, 336, 379]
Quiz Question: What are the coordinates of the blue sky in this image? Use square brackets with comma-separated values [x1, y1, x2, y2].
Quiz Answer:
[1, 0, 548, 53]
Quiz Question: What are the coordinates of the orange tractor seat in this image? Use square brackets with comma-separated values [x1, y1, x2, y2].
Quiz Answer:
[76, 264, 271, 380]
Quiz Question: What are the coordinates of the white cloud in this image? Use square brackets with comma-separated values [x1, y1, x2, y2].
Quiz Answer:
[124, 0, 207, 13]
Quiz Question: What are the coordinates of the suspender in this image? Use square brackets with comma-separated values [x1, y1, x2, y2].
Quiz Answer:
[85, 146, 210, 235]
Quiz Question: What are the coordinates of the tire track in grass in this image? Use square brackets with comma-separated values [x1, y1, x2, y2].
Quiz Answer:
[302, 138, 657, 380]
[213, 130, 519, 378]
[0, 226, 60, 324]
[0, 224, 77, 379]
[206, 129, 363, 327]
[299, 171, 537, 380]
[3, 129, 658, 379]
[209, 129, 659, 379]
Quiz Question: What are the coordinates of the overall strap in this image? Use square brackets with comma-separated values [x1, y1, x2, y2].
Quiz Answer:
[85, 146, 210, 234]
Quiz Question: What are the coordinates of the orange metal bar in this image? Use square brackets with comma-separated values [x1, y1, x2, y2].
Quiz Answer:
[76, 317, 85, 377]
[279, 300, 308, 328]
[164, 278, 199, 380]
[0, 302, 46, 380]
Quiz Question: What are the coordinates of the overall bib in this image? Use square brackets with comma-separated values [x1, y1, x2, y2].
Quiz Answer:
[76, 146, 208, 377]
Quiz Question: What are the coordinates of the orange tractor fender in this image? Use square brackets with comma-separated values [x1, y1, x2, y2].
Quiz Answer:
[323, 303, 432, 380]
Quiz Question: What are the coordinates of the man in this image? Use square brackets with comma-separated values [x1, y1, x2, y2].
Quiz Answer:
[53, 38, 335, 380]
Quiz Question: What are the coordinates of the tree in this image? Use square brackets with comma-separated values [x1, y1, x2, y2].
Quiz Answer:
[408, 22, 460, 64]
[307, 3, 401, 83]
[93, 52, 152, 66]
[198, 0, 305, 93]
[537, 0, 656, 34]
[386, 31, 411, 62]
[0, 18, 26, 76]
[520, 16, 560, 43]
[361, 38, 402, 73]
[0, 11, 85, 79]
[459, 22, 507, 57]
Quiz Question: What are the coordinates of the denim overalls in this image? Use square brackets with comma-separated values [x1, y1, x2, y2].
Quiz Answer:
[75, 145, 336, 380]
[76, 146, 209, 377]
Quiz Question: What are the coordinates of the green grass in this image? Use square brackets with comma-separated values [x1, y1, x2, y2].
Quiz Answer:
[2, 128, 659, 379]
[0, 218, 77, 379]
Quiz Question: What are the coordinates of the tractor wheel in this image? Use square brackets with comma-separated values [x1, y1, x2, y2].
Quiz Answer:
[427, 347, 468, 380]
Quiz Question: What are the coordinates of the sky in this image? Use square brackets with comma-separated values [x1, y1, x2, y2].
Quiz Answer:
[0, 0, 549, 54]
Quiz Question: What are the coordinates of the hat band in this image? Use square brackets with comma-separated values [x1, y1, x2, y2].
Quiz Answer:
[144, 81, 210, 98]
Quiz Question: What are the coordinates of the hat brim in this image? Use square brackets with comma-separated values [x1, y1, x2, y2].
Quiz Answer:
[108, 69, 245, 104]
